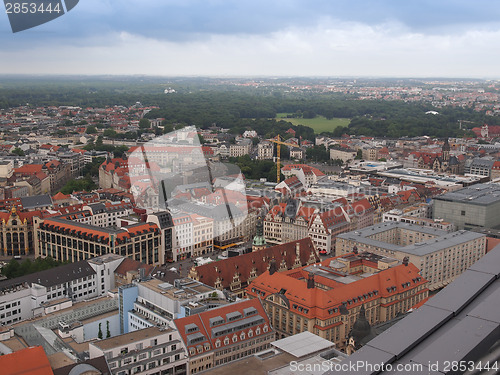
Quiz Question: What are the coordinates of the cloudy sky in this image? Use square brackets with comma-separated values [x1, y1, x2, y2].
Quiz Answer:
[1, 0, 500, 77]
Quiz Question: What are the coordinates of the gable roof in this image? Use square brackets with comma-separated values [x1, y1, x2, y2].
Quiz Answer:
[192, 237, 319, 289]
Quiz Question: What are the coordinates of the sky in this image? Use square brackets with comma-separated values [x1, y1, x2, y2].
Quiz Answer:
[1, 0, 500, 78]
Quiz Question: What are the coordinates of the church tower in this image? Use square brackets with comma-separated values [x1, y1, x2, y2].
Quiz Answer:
[252, 217, 266, 252]
[442, 138, 451, 162]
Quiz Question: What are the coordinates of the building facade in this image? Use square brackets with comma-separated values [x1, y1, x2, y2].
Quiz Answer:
[246, 256, 428, 350]
[35, 218, 162, 265]
[335, 222, 486, 290]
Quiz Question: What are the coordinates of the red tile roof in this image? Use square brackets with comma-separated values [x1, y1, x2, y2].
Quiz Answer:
[0, 346, 54, 375]
[174, 299, 271, 354]
[247, 261, 428, 320]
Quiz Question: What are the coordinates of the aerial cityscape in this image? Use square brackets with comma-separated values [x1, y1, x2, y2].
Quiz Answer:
[0, 2, 500, 375]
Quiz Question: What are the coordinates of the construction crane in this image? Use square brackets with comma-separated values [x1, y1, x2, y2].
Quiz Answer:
[266, 135, 299, 183]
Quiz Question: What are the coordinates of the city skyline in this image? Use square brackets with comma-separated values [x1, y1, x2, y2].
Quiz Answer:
[1, 0, 500, 78]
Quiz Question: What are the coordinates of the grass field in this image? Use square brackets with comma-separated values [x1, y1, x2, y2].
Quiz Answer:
[276, 113, 350, 134]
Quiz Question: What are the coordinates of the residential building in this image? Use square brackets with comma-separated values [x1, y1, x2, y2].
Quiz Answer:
[83, 201, 134, 227]
[172, 211, 194, 261]
[229, 139, 252, 158]
[89, 326, 188, 375]
[335, 222, 486, 290]
[257, 141, 274, 160]
[330, 146, 356, 162]
[190, 214, 214, 257]
[289, 147, 305, 160]
[0, 259, 114, 325]
[174, 298, 275, 374]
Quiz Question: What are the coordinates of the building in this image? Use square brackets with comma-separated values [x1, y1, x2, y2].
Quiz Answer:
[0, 258, 117, 325]
[326, 243, 500, 375]
[83, 201, 134, 227]
[35, 218, 162, 265]
[257, 141, 274, 160]
[89, 326, 188, 375]
[464, 158, 494, 178]
[330, 146, 357, 163]
[146, 211, 174, 263]
[119, 277, 225, 334]
[0, 346, 54, 375]
[0, 206, 39, 256]
[433, 183, 500, 230]
[246, 255, 428, 349]
[190, 214, 214, 257]
[188, 237, 319, 297]
[174, 298, 275, 374]
[335, 222, 486, 290]
[289, 147, 305, 160]
[229, 139, 252, 158]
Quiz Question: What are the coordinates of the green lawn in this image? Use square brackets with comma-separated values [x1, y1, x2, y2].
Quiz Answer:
[276, 113, 350, 134]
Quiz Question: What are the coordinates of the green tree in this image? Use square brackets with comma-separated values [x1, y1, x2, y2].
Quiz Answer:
[11, 147, 25, 156]
[98, 323, 103, 339]
[139, 118, 151, 129]
[103, 129, 117, 138]
[86, 126, 98, 134]
[355, 149, 363, 160]
[106, 320, 111, 338]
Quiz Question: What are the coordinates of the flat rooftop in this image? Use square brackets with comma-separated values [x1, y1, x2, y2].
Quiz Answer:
[203, 351, 296, 375]
[434, 182, 500, 205]
[91, 326, 172, 351]
[337, 222, 485, 256]
[272, 331, 335, 358]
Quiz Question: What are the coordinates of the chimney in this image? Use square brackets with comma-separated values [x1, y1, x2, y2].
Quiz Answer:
[295, 242, 300, 256]
[403, 256, 409, 266]
[269, 259, 277, 275]
[307, 272, 315, 289]
[353, 245, 358, 254]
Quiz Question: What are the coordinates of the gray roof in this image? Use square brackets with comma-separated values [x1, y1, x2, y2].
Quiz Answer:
[0, 260, 96, 290]
[470, 158, 494, 168]
[434, 183, 500, 205]
[20, 194, 53, 209]
[323, 243, 500, 375]
[337, 222, 485, 256]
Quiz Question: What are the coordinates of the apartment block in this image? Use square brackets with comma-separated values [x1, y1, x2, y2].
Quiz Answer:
[335, 222, 486, 290]
[89, 326, 188, 375]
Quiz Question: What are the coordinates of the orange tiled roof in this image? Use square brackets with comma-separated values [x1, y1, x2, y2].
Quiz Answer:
[174, 299, 271, 353]
[0, 346, 54, 375]
[247, 261, 428, 320]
